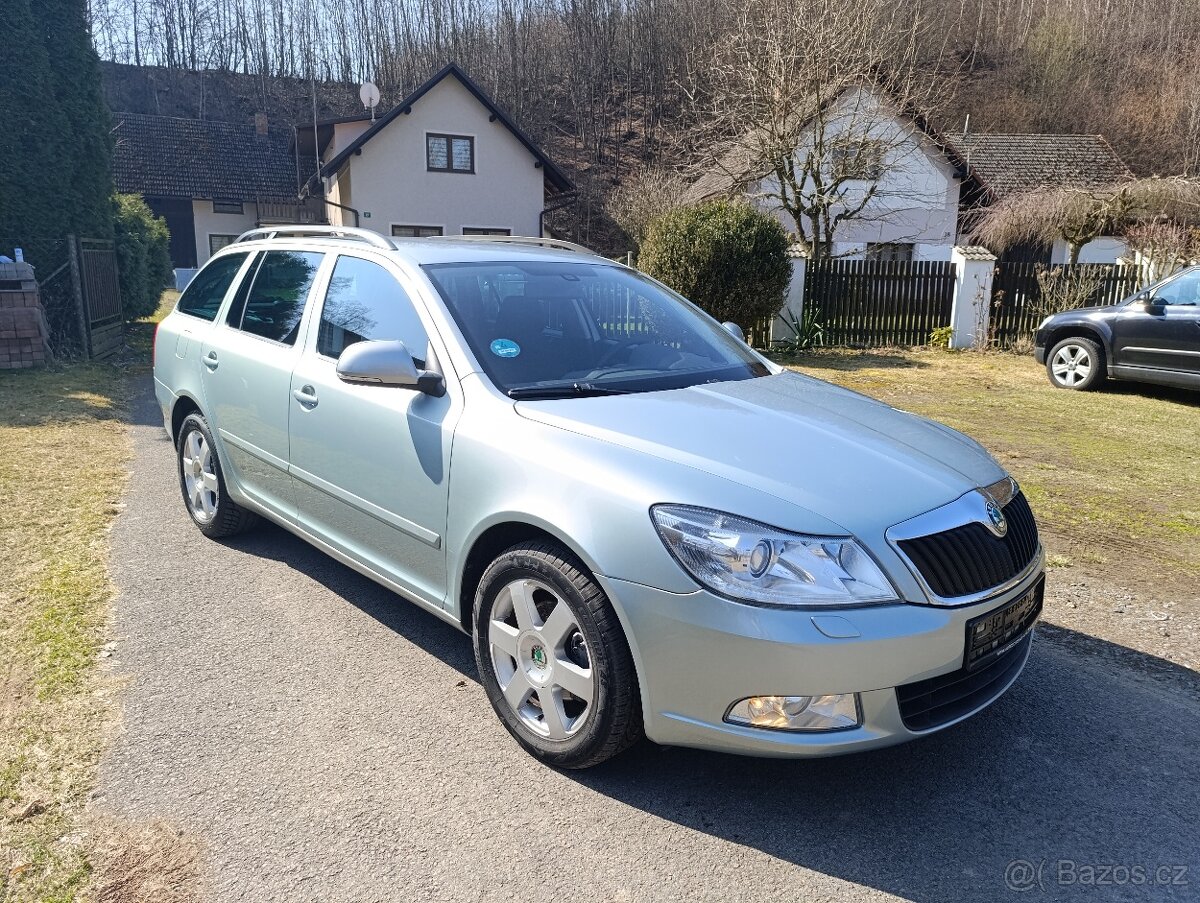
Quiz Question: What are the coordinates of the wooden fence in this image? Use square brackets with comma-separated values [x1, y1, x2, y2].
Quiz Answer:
[803, 259, 957, 347]
[989, 262, 1148, 346]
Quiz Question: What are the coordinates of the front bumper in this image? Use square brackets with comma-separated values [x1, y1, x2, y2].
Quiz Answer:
[599, 558, 1043, 758]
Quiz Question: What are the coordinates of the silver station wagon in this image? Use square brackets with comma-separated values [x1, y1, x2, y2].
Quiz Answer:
[154, 226, 1045, 768]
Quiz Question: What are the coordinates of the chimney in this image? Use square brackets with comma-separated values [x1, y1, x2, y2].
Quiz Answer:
[255, 113, 268, 136]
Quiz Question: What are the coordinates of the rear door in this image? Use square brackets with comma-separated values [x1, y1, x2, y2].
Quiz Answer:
[1112, 268, 1200, 374]
[287, 253, 461, 607]
[200, 248, 326, 519]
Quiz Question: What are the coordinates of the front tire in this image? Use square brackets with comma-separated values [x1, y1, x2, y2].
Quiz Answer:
[176, 412, 259, 538]
[1047, 337, 1106, 390]
[473, 541, 642, 768]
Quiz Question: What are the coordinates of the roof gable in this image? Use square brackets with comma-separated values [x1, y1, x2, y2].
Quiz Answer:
[112, 112, 298, 200]
[681, 87, 973, 205]
[952, 134, 1134, 198]
[319, 63, 573, 194]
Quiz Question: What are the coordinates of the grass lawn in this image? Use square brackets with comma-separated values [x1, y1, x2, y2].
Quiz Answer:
[781, 348, 1200, 592]
[0, 295, 173, 901]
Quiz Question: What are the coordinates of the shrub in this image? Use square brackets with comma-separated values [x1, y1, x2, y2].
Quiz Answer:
[113, 193, 172, 321]
[929, 325, 953, 349]
[638, 200, 791, 332]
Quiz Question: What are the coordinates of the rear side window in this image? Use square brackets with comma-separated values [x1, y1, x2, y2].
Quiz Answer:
[176, 253, 248, 321]
[316, 256, 429, 362]
[228, 250, 323, 345]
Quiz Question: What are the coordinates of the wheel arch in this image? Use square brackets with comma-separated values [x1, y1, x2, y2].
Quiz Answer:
[1045, 323, 1112, 371]
[169, 392, 204, 444]
[455, 518, 598, 634]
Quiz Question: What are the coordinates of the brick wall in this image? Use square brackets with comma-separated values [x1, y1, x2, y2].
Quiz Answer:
[0, 263, 50, 369]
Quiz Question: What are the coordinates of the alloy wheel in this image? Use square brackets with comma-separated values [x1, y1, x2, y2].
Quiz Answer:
[181, 430, 219, 523]
[1051, 343, 1092, 387]
[488, 578, 595, 740]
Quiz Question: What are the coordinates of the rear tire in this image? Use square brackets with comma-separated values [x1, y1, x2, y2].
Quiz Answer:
[473, 540, 642, 768]
[176, 412, 260, 538]
[1046, 337, 1106, 391]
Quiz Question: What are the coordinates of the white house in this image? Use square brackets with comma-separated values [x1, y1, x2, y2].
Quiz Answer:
[684, 87, 1135, 264]
[303, 63, 574, 239]
[683, 88, 970, 261]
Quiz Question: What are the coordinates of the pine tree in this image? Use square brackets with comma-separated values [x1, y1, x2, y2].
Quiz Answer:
[0, 0, 69, 241]
[31, 0, 115, 238]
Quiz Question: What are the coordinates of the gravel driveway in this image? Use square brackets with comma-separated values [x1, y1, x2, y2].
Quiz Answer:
[98, 379, 1200, 902]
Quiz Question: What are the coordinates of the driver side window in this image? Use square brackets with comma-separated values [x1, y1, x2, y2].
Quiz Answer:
[1152, 269, 1200, 306]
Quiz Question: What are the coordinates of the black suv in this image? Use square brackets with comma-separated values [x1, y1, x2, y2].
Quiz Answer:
[1035, 265, 1200, 391]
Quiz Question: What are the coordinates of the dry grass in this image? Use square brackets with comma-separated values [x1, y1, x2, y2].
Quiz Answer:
[1, 296, 173, 902]
[780, 347, 1200, 591]
[87, 818, 201, 903]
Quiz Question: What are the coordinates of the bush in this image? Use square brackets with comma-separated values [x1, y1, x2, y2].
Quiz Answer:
[637, 200, 791, 332]
[929, 325, 954, 349]
[113, 193, 172, 321]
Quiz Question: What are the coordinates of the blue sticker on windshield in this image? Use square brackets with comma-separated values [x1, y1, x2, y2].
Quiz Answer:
[490, 338, 521, 358]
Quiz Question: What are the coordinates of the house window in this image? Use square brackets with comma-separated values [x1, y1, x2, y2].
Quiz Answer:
[391, 225, 444, 238]
[830, 139, 885, 181]
[427, 134, 475, 173]
[866, 242, 914, 263]
[212, 200, 244, 215]
[209, 234, 239, 255]
[462, 227, 511, 236]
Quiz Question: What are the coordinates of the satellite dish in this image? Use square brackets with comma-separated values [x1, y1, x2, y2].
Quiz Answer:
[359, 82, 381, 120]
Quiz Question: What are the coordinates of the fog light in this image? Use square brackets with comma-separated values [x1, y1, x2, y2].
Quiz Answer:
[726, 694, 860, 731]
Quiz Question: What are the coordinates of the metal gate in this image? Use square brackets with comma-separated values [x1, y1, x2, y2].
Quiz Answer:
[69, 236, 124, 358]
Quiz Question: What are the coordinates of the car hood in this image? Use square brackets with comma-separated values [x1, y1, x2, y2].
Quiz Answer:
[513, 371, 1005, 535]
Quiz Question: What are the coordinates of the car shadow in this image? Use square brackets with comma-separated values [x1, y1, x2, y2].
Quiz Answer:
[223, 519, 1199, 902]
[1101, 379, 1199, 407]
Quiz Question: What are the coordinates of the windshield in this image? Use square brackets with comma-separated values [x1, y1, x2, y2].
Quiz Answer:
[423, 261, 770, 396]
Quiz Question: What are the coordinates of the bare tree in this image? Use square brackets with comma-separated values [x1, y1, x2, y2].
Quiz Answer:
[605, 165, 688, 249]
[688, 0, 960, 261]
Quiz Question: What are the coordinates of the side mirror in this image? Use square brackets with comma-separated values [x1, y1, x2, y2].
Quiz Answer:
[722, 321, 746, 343]
[1141, 294, 1166, 314]
[336, 339, 446, 397]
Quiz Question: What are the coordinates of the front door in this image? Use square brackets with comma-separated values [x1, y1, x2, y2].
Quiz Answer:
[287, 254, 460, 607]
[1112, 268, 1200, 374]
[200, 249, 325, 519]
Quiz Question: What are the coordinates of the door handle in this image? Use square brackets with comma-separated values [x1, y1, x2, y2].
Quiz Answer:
[202, 351, 219, 370]
[292, 386, 319, 408]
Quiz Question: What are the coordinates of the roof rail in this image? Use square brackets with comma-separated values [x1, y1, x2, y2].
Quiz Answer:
[235, 225, 396, 250]
[422, 234, 594, 255]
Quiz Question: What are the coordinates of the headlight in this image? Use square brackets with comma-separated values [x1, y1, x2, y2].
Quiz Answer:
[651, 505, 897, 606]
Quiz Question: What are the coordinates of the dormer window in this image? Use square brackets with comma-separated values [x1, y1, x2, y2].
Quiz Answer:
[427, 134, 474, 173]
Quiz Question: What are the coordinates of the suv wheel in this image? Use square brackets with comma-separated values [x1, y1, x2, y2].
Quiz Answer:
[176, 412, 260, 538]
[1047, 337, 1106, 390]
[473, 541, 642, 768]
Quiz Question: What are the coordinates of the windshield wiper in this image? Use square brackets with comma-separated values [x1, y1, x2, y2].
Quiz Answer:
[507, 382, 632, 399]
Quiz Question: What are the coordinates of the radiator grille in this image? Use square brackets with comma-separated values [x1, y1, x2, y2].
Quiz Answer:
[898, 492, 1039, 598]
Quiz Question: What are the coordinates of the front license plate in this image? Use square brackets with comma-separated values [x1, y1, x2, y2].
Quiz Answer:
[965, 578, 1044, 672]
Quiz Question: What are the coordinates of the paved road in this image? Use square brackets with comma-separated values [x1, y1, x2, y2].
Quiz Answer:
[100, 379, 1200, 902]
